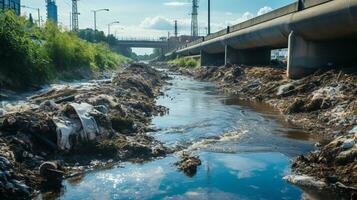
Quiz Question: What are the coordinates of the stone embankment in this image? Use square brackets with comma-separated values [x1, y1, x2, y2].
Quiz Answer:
[0, 63, 171, 199]
[170, 63, 357, 198]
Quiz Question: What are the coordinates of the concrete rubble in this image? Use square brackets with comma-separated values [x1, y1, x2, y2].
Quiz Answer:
[0, 63, 171, 199]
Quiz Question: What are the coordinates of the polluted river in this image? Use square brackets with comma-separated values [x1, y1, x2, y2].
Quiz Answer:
[31, 71, 322, 200]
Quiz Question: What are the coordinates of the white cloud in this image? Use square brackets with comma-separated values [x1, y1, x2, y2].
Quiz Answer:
[140, 16, 173, 30]
[163, 1, 190, 7]
[227, 12, 254, 25]
[227, 6, 273, 26]
[257, 6, 273, 16]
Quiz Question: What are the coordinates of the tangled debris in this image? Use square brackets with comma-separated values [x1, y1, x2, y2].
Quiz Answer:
[0, 63, 170, 199]
[169, 63, 357, 195]
[175, 152, 202, 177]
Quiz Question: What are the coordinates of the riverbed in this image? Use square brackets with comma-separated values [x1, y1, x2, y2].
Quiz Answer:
[36, 73, 322, 200]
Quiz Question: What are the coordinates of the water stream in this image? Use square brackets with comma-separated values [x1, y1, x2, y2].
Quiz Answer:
[46, 74, 320, 200]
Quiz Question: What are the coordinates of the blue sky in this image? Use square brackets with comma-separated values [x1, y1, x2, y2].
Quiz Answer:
[22, 0, 295, 54]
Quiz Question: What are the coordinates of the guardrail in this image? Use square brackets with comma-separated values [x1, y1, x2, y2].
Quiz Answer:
[174, 0, 333, 52]
[117, 37, 167, 42]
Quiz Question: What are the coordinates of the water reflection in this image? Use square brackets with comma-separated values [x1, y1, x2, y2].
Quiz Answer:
[55, 74, 319, 200]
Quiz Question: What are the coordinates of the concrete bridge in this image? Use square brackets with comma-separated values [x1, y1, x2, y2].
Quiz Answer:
[173, 0, 357, 79]
[116, 38, 168, 49]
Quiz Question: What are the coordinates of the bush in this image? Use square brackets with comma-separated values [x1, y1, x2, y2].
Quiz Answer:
[0, 10, 53, 89]
[0, 11, 129, 90]
[169, 57, 200, 69]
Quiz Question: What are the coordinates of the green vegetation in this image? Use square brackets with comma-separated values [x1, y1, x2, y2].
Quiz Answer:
[0, 10, 129, 90]
[169, 57, 200, 69]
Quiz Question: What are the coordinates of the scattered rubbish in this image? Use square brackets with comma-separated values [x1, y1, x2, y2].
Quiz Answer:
[284, 175, 327, 189]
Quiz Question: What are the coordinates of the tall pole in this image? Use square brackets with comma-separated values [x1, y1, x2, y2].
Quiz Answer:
[94, 11, 97, 31]
[92, 9, 109, 31]
[174, 20, 178, 37]
[37, 8, 41, 27]
[69, 12, 72, 30]
[208, 0, 211, 35]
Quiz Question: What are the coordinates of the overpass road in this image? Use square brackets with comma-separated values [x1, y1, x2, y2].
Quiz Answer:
[172, 0, 357, 79]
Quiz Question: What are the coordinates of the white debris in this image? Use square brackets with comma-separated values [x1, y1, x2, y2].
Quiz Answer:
[349, 126, 357, 134]
[53, 102, 100, 150]
[283, 175, 327, 189]
[0, 108, 7, 117]
[312, 84, 345, 101]
[341, 139, 356, 150]
[276, 82, 298, 96]
[53, 117, 78, 150]
[69, 103, 100, 141]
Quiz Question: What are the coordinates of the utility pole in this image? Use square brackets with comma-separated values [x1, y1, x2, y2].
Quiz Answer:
[191, 0, 199, 37]
[174, 20, 178, 37]
[69, 12, 72, 30]
[208, 0, 211, 35]
[72, 0, 79, 31]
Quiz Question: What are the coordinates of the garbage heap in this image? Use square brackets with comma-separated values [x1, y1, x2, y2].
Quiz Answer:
[0, 63, 170, 199]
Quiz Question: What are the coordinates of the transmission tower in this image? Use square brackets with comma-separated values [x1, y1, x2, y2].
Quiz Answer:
[72, 0, 79, 31]
[191, 0, 199, 37]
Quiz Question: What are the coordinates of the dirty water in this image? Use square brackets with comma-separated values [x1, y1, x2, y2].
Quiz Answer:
[39, 75, 321, 200]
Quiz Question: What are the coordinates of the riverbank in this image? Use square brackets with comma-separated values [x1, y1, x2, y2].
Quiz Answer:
[168, 63, 357, 197]
[0, 63, 171, 199]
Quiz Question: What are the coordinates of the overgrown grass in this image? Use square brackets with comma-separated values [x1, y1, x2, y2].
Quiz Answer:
[169, 57, 200, 69]
[0, 10, 129, 90]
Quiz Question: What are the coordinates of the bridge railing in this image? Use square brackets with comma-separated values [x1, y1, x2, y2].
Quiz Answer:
[175, 0, 333, 52]
[117, 37, 167, 42]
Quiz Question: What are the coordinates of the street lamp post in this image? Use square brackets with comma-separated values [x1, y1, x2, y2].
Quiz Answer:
[92, 9, 109, 31]
[107, 21, 120, 36]
[21, 5, 41, 27]
[208, 0, 211, 35]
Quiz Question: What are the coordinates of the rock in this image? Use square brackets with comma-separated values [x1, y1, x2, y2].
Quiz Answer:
[286, 98, 305, 114]
[94, 105, 108, 114]
[349, 126, 357, 134]
[175, 153, 202, 177]
[39, 161, 64, 181]
[277, 83, 295, 96]
[111, 116, 135, 134]
[341, 139, 356, 150]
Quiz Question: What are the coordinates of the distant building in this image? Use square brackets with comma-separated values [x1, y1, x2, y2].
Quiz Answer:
[46, 0, 57, 23]
[0, 0, 21, 15]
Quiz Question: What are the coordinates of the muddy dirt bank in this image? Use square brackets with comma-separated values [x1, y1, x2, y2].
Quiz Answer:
[0, 63, 171, 199]
[169, 63, 357, 198]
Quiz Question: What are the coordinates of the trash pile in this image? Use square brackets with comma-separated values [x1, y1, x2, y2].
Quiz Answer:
[190, 65, 357, 138]
[0, 63, 170, 199]
[289, 126, 357, 199]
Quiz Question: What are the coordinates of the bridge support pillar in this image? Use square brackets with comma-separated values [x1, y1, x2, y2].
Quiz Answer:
[288, 31, 357, 79]
[200, 50, 225, 66]
[225, 46, 270, 66]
